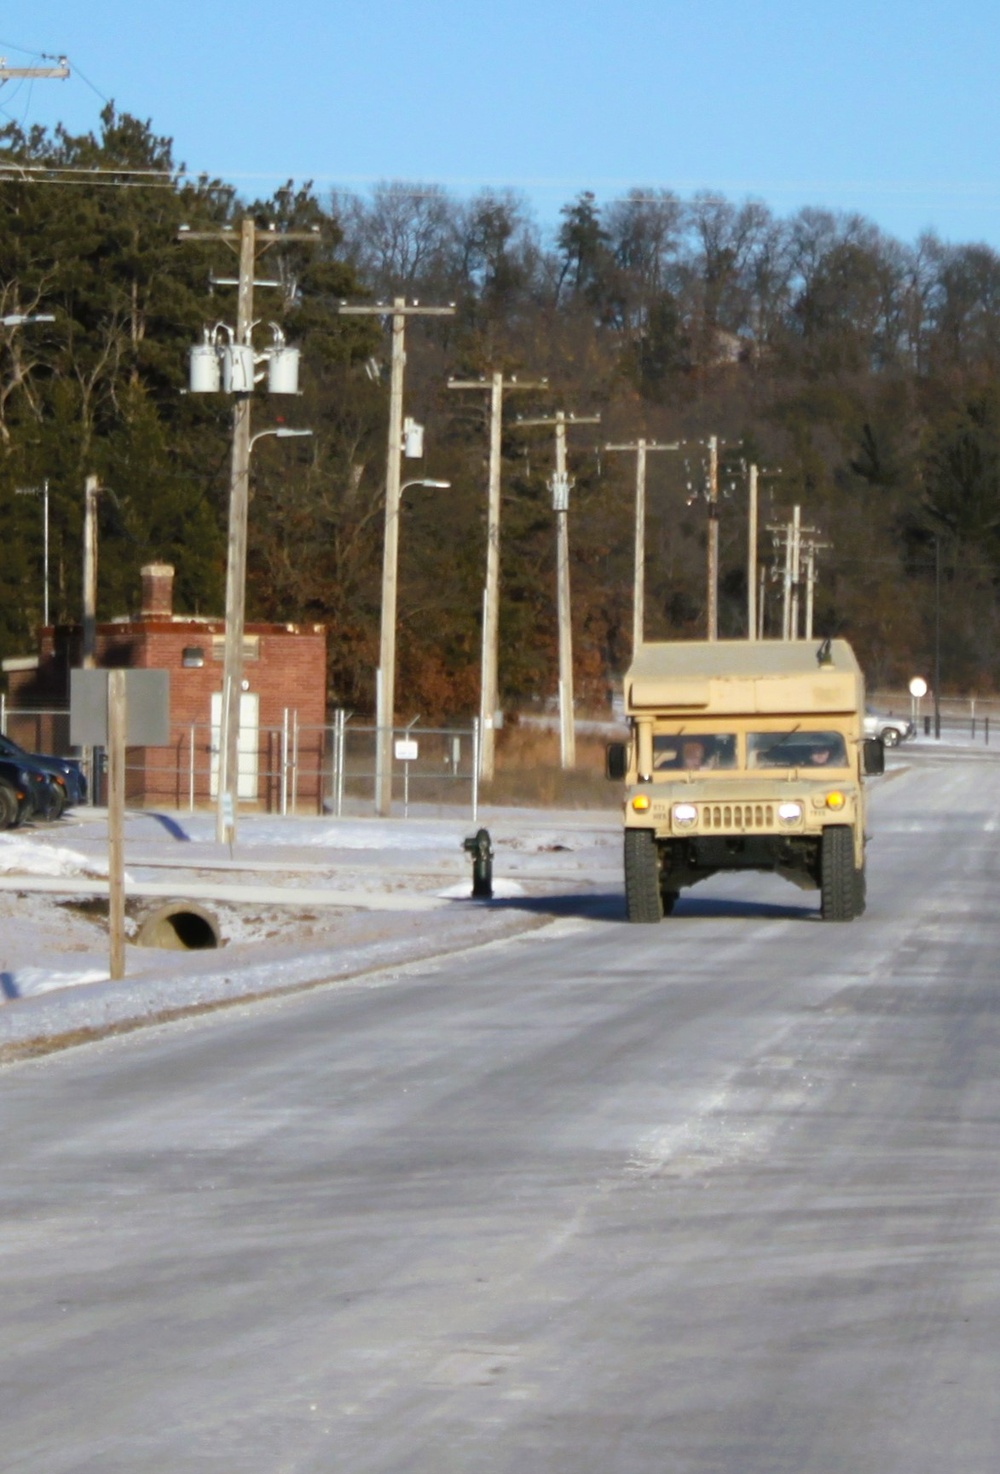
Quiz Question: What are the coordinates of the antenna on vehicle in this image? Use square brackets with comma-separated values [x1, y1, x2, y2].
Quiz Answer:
[816, 637, 833, 667]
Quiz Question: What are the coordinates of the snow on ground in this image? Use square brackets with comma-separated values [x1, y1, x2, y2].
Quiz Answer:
[0, 802, 622, 1050]
[0, 832, 109, 878]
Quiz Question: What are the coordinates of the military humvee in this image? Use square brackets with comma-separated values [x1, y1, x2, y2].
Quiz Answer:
[605, 638, 884, 922]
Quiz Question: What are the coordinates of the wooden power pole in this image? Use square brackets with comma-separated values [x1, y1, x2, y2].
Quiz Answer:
[179, 219, 318, 843]
[519, 410, 600, 769]
[747, 463, 759, 642]
[82, 475, 99, 669]
[448, 372, 546, 782]
[604, 439, 680, 658]
[706, 434, 720, 640]
[340, 298, 455, 815]
[0, 56, 69, 81]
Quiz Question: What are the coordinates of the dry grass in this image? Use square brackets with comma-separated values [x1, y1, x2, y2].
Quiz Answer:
[484, 727, 617, 809]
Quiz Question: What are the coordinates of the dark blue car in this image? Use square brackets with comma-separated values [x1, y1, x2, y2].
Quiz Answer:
[0, 756, 42, 828]
[0, 734, 86, 811]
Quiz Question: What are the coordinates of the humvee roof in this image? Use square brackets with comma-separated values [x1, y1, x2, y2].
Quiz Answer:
[625, 638, 862, 716]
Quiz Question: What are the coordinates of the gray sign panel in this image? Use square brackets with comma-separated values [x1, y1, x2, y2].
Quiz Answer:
[70, 669, 171, 747]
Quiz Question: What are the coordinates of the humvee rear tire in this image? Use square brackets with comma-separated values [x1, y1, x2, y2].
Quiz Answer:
[821, 825, 856, 921]
[625, 829, 663, 923]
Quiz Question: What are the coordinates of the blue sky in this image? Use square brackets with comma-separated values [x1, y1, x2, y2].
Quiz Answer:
[5, 1, 1000, 246]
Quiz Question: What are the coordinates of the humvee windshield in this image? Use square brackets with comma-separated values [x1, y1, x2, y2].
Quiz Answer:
[747, 730, 848, 769]
[653, 734, 737, 771]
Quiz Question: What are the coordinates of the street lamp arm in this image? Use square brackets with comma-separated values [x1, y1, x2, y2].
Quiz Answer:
[248, 427, 314, 452]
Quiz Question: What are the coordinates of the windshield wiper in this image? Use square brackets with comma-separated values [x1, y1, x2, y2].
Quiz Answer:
[755, 725, 802, 762]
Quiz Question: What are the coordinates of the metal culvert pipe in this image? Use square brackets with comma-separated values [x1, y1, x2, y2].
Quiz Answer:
[135, 902, 221, 951]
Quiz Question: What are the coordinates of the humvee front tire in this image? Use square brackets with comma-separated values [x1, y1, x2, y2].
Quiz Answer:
[821, 825, 856, 922]
[625, 829, 663, 923]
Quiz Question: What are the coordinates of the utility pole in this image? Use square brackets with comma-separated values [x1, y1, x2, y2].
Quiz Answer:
[747, 464, 758, 642]
[0, 56, 69, 81]
[767, 511, 796, 641]
[81, 474, 100, 804]
[82, 475, 99, 668]
[519, 410, 601, 769]
[788, 504, 802, 638]
[934, 536, 942, 740]
[15, 479, 49, 627]
[340, 297, 455, 815]
[604, 439, 680, 658]
[707, 434, 720, 640]
[801, 535, 830, 639]
[179, 218, 318, 844]
[768, 506, 823, 640]
[448, 372, 546, 782]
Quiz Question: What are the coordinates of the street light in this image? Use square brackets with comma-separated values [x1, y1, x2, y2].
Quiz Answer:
[376, 477, 451, 815]
[1, 313, 55, 327]
[249, 426, 314, 452]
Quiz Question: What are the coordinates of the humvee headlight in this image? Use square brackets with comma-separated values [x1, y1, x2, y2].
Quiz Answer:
[825, 790, 846, 810]
[777, 801, 802, 824]
[672, 802, 697, 828]
[631, 794, 651, 812]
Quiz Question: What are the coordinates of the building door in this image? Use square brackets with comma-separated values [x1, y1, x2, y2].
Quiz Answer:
[209, 691, 259, 800]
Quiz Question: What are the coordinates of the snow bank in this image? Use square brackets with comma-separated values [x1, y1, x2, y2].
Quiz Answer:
[0, 833, 109, 879]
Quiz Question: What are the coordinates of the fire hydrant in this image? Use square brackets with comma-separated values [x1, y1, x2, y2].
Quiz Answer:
[462, 827, 494, 899]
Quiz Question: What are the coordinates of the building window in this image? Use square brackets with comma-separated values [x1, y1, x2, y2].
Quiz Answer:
[211, 635, 259, 663]
[182, 647, 205, 668]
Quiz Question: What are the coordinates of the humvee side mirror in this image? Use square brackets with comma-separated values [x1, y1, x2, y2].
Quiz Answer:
[605, 741, 627, 781]
[862, 737, 885, 776]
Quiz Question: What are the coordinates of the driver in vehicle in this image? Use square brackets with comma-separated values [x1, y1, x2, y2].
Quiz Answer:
[682, 739, 708, 769]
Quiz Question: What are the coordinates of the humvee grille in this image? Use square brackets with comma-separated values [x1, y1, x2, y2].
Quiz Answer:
[700, 802, 775, 831]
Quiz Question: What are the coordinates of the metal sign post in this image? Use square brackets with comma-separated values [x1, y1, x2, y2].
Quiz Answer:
[107, 671, 126, 980]
[394, 736, 419, 818]
[70, 669, 170, 979]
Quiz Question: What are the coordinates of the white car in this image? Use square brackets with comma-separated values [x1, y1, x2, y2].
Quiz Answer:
[863, 710, 915, 747]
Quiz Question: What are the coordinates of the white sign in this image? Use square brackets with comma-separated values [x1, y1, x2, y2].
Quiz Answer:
[395, 739, 419, 762]
[908, 676, 928, 698]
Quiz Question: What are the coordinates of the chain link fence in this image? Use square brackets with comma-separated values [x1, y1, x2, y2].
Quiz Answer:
[869, 690, 1000, 744]
[0, 700, 481, 819]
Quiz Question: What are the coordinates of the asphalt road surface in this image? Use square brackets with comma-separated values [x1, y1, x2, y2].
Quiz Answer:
[4, 751, 1000, 1472]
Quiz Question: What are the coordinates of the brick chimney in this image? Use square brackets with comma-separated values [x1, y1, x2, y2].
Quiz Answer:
[140, 563, 175, 620]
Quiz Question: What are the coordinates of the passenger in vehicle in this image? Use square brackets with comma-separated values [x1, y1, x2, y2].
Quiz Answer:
[748, 731, 847, 767]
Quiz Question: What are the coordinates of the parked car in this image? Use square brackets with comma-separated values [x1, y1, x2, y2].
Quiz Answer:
[0, 756, 42, 828]
[863, 710, 915, 747]
[0, 733, 87, 807]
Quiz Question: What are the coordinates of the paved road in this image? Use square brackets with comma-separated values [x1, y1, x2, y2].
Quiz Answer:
[3, 754, 1000, 1472]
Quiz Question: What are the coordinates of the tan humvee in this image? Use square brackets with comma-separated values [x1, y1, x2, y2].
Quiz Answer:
[606, 638, 884, 922]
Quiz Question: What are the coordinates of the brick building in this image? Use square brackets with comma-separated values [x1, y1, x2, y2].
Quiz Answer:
[4, 564, 328, 810]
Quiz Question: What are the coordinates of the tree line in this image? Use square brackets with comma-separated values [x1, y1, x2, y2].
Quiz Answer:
[2, 105, 999, 721]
